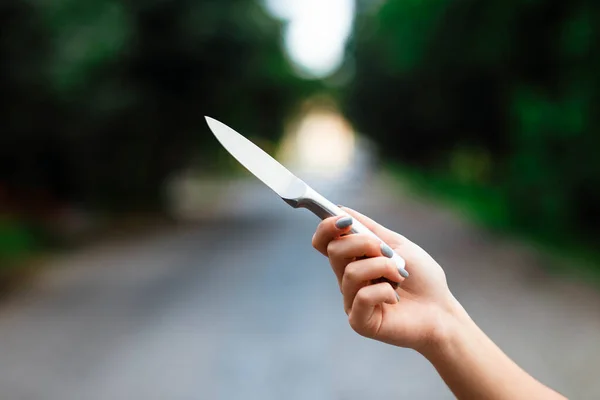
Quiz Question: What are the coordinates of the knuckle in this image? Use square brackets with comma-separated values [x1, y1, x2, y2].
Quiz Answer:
[348, 314, 360, 331]
[355, 288, 370, 304]
[311, 234, 318, 249]
[344, 262, 360, 282]
[367, 240, 380, 255]
[348, 314, 368, 336]
[326, 240, 338, 257]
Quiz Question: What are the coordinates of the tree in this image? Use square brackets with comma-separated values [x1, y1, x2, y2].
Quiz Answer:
[343, 0, 600, 242]
[0, 0, 316, 213]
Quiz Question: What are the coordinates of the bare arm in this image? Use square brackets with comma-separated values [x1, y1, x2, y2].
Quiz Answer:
[312, 207, 567, 400]
[423, 301, 566, 399]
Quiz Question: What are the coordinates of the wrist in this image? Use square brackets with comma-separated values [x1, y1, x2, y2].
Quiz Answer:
[416, 296, 476, 360]
[414, 297, 568, 400]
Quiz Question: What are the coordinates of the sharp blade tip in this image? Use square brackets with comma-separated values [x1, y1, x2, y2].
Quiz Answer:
[204, 116, 223, 133]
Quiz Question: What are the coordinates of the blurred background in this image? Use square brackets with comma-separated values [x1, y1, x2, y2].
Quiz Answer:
[1, 0, 599, 398]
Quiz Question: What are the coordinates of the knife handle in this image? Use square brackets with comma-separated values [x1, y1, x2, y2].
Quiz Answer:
[286, 187, 408, 287]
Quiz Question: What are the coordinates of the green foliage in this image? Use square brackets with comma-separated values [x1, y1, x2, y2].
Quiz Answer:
[345, 0, 600, 251]
[42, 0, 130, 94]
[0, 0, 316, 213]
[0, 219, 37, 267]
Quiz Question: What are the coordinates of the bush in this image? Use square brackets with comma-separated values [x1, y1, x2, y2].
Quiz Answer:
[343, 0, 600, 247]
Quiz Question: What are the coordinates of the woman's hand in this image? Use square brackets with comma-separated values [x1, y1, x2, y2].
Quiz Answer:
[312, 207, 463, 353]
[314, 207, 567, 399]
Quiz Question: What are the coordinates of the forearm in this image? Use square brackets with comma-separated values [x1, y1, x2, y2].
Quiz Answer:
[421, 304, 566, 400]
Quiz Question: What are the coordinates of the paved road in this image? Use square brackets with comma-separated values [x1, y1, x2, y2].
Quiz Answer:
[1, 166, 600, 399]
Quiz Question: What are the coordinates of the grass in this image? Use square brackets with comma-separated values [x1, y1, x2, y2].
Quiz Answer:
[388, 162, 600, 282]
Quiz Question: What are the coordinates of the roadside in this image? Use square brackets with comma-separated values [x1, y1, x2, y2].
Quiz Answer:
[0, 211, 177, 297]
[388, 162, 600, 285]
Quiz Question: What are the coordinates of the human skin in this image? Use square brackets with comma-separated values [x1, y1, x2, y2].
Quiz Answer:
[312, 207, 567, 400]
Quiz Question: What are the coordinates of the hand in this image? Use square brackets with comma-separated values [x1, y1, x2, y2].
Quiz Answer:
[314, 207, 567, 399]
[312, 207, 463, 353]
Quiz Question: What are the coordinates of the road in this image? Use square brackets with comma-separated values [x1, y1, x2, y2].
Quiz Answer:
[0, 163, 599, 399]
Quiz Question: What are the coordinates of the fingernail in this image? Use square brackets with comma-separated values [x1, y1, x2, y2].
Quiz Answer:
[395, 257, 410, 278]
[380, 243, 394, 258]
[395, 292, 400, 302]
[382, 244, 410, 278]
[335, 216, 353, 229]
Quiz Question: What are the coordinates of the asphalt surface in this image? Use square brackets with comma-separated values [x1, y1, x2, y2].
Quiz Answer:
[1, 165, 599, 399]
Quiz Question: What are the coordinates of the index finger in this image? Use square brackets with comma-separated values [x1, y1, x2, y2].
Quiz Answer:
[312, 215, 354, 256]
[341, 206, 406, 247]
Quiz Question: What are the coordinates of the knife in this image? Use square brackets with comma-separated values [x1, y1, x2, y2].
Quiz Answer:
[205, 116, 409, 282]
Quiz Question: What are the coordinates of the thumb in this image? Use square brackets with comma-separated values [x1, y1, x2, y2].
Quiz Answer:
[341, 206, 405, 245]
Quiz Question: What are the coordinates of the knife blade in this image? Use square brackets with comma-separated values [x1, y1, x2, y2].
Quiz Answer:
[205, 116, 409, 280]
